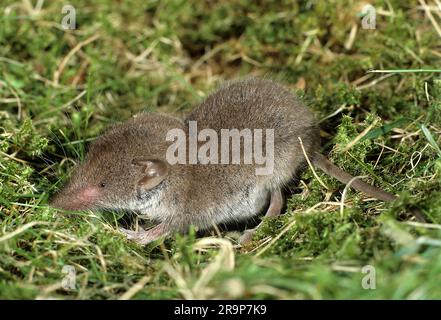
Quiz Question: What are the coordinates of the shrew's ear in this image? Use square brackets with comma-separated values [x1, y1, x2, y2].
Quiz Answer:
[132, 159, 168, 192]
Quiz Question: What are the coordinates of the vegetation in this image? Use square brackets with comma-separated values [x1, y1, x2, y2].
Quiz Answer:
[0, 0, 440, 299]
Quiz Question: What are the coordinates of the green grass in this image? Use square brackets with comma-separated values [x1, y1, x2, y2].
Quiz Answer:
[1, 0, 441, 299]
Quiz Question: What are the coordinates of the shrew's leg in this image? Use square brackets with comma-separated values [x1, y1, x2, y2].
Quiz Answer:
[119, 223, 168, 245]
[238, 189, 283, 245]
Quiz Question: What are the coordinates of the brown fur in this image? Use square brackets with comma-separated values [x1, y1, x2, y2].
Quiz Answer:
[51, 78, 401, 240]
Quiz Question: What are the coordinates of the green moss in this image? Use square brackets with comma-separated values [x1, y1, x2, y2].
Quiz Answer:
[0, 0, 440, 299]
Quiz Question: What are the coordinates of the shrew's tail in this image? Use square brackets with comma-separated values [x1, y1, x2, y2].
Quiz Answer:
[311, 153, 396, 202]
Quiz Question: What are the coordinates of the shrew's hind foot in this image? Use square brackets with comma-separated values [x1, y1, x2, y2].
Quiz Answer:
[238, 189, 283, 245]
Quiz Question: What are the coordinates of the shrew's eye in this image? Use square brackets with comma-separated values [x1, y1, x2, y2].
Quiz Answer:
[100, 182, 106, 188]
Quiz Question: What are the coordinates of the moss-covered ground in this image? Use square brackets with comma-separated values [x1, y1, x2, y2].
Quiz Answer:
[1, 0, 441, 299]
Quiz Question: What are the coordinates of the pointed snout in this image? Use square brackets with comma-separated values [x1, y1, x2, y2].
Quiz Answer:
[50, 186, 101, 211]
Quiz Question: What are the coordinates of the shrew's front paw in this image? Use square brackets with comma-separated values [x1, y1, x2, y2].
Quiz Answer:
[119, 224, 167, 245]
